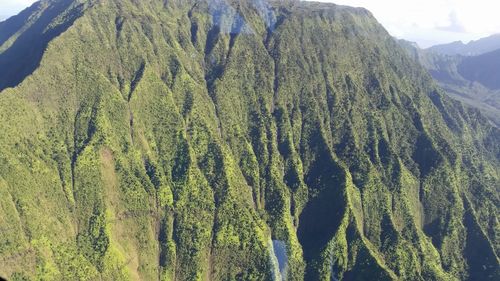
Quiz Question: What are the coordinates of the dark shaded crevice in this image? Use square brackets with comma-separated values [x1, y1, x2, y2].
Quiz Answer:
[70, 115, 80, 196]
[203, 65, 224, 137]
[205, 7, 247, 85]
[203, 35, 225, 93]
[171, 138, 191, 185]
[341, 222, 394, 281]
[128, 62, 145, 102]
[129, 109, 134, 145]
[412, 112, 424, 131]
[0, 0, 87, 91]
[158, 217, 169, 267]
[320, 59, 336, 114]
[344, 74, 356, 94]
[297, 129, 348, 280]
[204, 64, 224, 94]
[144, 158, 161, 190]
[182, 91, 194, 119]
[462, 198, 499, 280]
[264, 14, 287, 47]
[203, 6, 223, 87]
[167, 56, 182, 87]
[377, 136, 391, 166]
[187, 3, 199, 46]
[203, 23, 224, 138]
[190, 20, 198, 46]
[114, 16, 124, 40]
[227, 33, 238, 57]
[124, 67, 141, 140]
[271, 56, 279, 113]
[274, 108, 302, 192]
[334, 123, 357, 160]
[204, 25, 221, 57]
[423, 214, 446, 250]
[412, 134, 442, 178]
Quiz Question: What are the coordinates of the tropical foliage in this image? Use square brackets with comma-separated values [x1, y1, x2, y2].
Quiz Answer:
[0, 0, 498, 280]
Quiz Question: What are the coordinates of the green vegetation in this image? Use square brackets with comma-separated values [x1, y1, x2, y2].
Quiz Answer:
[0, 0, 498, 280]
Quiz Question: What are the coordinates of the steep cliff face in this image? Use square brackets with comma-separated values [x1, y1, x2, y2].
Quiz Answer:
[0, 1, 498, 280]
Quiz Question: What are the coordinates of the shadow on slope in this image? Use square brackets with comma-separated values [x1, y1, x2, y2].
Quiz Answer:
[462, 198, 500, 280]
[0, 0, 86, 91]
[297, 129, 347, 280]
[458, 48, 500, 90]
[0, 2, 43, 46]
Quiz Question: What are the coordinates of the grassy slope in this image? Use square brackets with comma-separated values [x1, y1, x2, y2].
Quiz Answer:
[0, 0, 499, 280]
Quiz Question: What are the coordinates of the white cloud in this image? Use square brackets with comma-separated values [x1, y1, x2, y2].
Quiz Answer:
[437, 11, 466, 33]
[308, 0, 500, 47]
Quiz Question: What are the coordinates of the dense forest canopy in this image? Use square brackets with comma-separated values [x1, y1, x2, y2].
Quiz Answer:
[0, 0, 498, 280]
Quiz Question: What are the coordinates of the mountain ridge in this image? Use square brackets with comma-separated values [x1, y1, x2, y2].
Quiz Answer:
[427, 33, 500, 56]
[0, 0, 498, 280]
[458, 48, 500, 90]
[399, 38, 500, 127]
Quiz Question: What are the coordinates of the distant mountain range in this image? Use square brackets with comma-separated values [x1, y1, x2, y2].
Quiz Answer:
[459, 48, 500, 90]
[400, 37, 500, 127]
[427, 34, 500, 56]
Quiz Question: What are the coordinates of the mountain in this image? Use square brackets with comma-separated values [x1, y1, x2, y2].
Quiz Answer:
[400, 39, 500, 127]
[0, 1, 499, 280]
[428, 34, 500, 56]
[459, 48, 500, 90]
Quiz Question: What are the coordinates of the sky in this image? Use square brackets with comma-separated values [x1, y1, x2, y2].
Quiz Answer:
[1, 0, 499, 48]
[311, 0, 500, 47]
[0, 0, 36, 19]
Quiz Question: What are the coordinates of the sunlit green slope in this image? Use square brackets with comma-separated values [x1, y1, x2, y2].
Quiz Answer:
[0, 0, 498, 280]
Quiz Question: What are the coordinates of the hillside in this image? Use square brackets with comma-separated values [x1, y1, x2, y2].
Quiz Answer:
[459, 48, 500, 90]
[427, 34, 500, 56]
[0, 1, 499, 280]
[400, 39, 500, 127]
